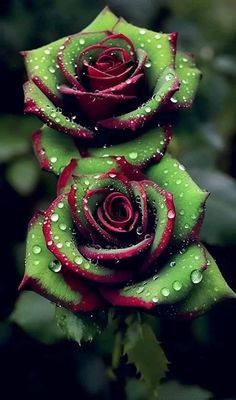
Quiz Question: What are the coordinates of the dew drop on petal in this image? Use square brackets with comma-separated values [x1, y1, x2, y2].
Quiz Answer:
[74, 256, 83, 265]
[49, 260, 62, 273]
[161, 287, 170, 297]
[129, 152, 138, 160]
[51, 213, 59, 222]
[191, 269, 203, 284]
[168, 210, 175, 219]
[173, 280, 182, 291]
[32, 245, 41, 254]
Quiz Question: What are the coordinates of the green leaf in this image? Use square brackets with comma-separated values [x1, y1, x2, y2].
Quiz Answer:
[159, 380, 212, 400]
[10, 291, 63, 344]
[6, 156, 40, 195]
[124, 322, 168, 398]
[55, 306, 105, 344]
[146, 153, 208, 243]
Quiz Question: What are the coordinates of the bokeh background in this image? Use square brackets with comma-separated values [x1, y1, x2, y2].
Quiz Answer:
[1, 1, 236, 399]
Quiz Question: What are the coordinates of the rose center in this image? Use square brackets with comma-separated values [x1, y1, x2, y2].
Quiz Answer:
[97, 192, 139, 232]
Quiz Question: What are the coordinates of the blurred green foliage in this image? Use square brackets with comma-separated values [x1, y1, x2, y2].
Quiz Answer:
[1, 0, 236, 399]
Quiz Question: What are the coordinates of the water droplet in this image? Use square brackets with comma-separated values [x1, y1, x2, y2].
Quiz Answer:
[170, 261, 176, 267]
[51, 213, 59, 222]
[173, 281, 182, 291]
[152, 296, 158, 303]
[136, 226, 143, 236]
[79, 38, 85, 45]
[84, 263, 90, 270]
[59, 223, 67, 231]
[161, 287, 170, 297]
[129, 152, 138, 160]
[191, 269, 203, 284]
[50, 156, 57, 163]
[74, 256, 83, 265]
[139, 29, 146, 35]
[136, 286, 145, 294]
[145, 61, 151, 68]
[58, 202, 64, 208]
[32, 245, 41, 254]
[84, 179, 90, 185]
[57, 242, 63, 249]
[145, 106, 152, 113]
[176, 179, 182, 185]
[44, 49, 51, 55]
[168, 210, 175, 219]
[49, 66, 56, 73]
[49, 260, 62, 272]
[170, 97, 178, 103]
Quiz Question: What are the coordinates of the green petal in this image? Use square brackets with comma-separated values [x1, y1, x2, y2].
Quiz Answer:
[112, 19, 175, 89]
[145, 153, 209, 243]
[33, 125, 80, 174]
[24, 81, 94, 139]
[166, 247, 236, 318]
[87, 125, 171, 168]
[22, 7, 118, 101]
[171, 52, 201, 108]
[21, 213, 81, 308]
[83, 7, 119, 32]
[22, 37, 66, 105]
[101, 243, 207, 309]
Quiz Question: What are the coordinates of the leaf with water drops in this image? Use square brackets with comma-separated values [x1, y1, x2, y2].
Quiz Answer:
[124, 322, 168, 398]
[87, 125, 172, 168]
[33, 125, 80, 174]
[146, 153, 209, 243]
[20, 212, 104, 312]
[101, 243, 208, 310]
[55, 306, 107, 344]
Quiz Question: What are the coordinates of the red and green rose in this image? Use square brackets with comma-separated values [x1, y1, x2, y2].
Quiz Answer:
[20, 8, 234, 324]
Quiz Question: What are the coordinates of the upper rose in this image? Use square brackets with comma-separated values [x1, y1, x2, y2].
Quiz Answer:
[20, 156, 234, 318]
[22, 7, 201, 142]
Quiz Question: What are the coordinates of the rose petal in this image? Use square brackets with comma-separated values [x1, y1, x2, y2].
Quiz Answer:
[146, 153, 209, 243]
[32, 125, 80, 175]
[43, 194, 134, 283]
[168, 52, 201, 109]
[20, 212, 105, 312]
[24, 81, 94, 139]
[98, 66, 179, 131]
[79, 233, 154, 261]
[59, 84, 136, 123]
[86, 125, 172, 169]
[139, 180, 175, 273]
[100, 243, 207, 309]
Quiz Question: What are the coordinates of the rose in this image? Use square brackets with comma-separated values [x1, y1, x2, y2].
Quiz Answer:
[20, 155, 234, 317]
[22, 7, 201, 146]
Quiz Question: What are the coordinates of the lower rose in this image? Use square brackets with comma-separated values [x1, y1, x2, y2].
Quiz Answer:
[20, 156, 234, 317]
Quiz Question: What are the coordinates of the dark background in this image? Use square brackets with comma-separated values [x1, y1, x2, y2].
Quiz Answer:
[1, 1, 236, 399]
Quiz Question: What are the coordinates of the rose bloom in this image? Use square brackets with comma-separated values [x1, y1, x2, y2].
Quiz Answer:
[22, 7, 201, 149]
[20, 156, 234, 318]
